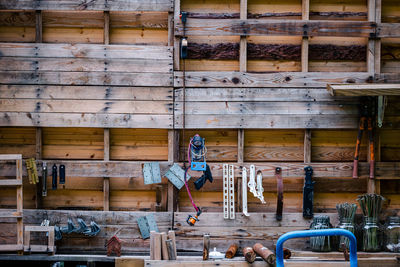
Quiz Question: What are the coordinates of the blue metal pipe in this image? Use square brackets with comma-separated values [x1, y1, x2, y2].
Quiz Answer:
[276, 228, 357, 267]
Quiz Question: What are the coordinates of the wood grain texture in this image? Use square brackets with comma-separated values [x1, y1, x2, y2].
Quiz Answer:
[174, 71, 373, 88]
[175, 19, 376, 37]
[0, 0, 173, 12]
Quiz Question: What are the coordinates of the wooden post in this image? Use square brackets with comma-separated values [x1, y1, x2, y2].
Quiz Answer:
[161, 232, 169, 260]
[168, 130, 179, 211]
[173, 0, 181, 70]
[239, 0, 247, 72]
[35, 10, 42, 43]
[16, 158, 23, 253]
[203, 234, 210, 260]
[167, 230, 177, 259]
[166, 239, 176, 260]
[301, 0, 309, 72]
[103, 129, 110, 211]
[35, 128, 42, 208]
[104, 11, 110, 45]
[304, 129, 312, 164]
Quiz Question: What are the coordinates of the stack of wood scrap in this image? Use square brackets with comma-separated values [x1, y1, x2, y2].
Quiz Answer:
[150, 230, 177, 260]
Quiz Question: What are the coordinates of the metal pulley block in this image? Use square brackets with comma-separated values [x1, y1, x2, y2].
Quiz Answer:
[248, 165, 257, 197]
[256, 171, 266, 204]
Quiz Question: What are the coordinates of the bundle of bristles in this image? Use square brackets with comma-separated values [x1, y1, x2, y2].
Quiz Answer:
[336, 203, 357, 221]
[357, 194, 385, 218]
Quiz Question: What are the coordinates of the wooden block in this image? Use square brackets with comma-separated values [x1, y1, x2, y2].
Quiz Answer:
[153, 232, 162, 260]
[167, 230, 177, 259]
[161, 232, 169, 260]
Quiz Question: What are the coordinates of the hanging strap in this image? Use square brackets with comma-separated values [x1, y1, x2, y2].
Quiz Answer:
[275, 167, 283, 221]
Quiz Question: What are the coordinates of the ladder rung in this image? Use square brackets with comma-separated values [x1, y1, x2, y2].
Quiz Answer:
[0, 210, 23, 218]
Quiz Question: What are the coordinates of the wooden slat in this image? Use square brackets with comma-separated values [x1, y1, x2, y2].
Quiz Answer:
[0, 154, 22, 160]
[0, 57, 172, 73]
[0, 99, 172, 114]
[1, 161, 396, 179]
[104, 11, 109, 45]
[0, 209, 23, 218]
[328, 84, 400, 96]
[0, 113, 173, 128]
[0, 85, 173, 101]
[0, 43, 172, 60]
[175, 19, 376, 37]
[377, 23, 400, 37]
[0, 71, 173, 86]
[0, 244, 24, 251]
[174, 88, 352, 102]
[35, 10, 42, 43]
[174, 71, 373, 88]
[174, 114, 358, 129]
[0, 0, 173, 12]
[0, 179, 22, 186]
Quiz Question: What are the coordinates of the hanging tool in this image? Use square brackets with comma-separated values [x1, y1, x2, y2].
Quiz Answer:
[303, 166, 315, 219]
[60, 217, 77, 234]
[106, 235, 121, 257]
[242, 167, 249, 217]
[223, 164, 235, 219]
[275, 167, 283, 221]
[184, 162, 202, 226]
[26, 158, 39, 184]
[248, 164, 257, 197]
[353, 96, 376, 179]
[194, 164, 213, 190]
[42, 162, 47, 196]
[255, 170, 266, 204]
[189, 134, 207, 171]
[52, 164, 57, 190]
[59, 164, 65, 184]
[180, 11, 188, 60]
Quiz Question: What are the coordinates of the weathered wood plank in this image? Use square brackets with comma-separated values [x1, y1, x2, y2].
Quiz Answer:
[0, 71, 173, 86]
[175, 19, 375, 37]
[0, 112, 173, 128]
[328, 84, 400, 96]
[377, 23, 400, 37]
[0, 161, 395, 179]
[0, 85, 172, 101]
[0, 11, 35, 27]
[174, 72, 373, 88]
[0, 0, 173, 12]
[174, 101, 358, 115]
[0, 43, 172, 60]
[174, 114, 358, 129]
[0, 99, 172, 114]
[174, 88, 354, 102]
[0, 57, 172, 73]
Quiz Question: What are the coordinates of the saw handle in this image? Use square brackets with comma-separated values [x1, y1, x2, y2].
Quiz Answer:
[52, 164, 57, 190]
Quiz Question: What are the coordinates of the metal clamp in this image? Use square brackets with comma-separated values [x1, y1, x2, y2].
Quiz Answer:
[223, 164, 229, 219]
[223, 164, 235, 219]
[256, 170, 266, 204]
[248, 164, 257, 197]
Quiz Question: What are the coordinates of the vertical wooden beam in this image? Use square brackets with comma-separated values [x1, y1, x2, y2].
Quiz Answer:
[239, 0, 247, 72]
[173, 0, 181, 70]
[168, 130, 179, 212]
[104, 11, 110, 45]
[103, 129, 110, 211]
[35, 10, 42, 43]
[35, 128, 42, 209]
[367, 0, 376, 74]
[16, 158, 23, 252]
[304, 129, 312, 164]
[301, 0, 309, 72]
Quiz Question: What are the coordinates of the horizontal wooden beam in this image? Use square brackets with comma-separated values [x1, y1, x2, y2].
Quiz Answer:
[0, 112, 173, 128]
[0, 85, 173, 101]
[0, 99, 172, 114]
[0, 161, 398, 179]
[0, 71, 173, 86]
[175, 19, 377, 37]
[0, 0, 173, 12]
[0, 43, 172, 60]
[174, 114, 358, 128]
[186, 43, 366, 61]
[328, 84, 400, 96]
[377, 23, 400, 37]
[174, 71, 373, 88]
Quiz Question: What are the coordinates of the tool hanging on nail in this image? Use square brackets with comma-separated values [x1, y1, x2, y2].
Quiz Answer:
[303, 166, 314, 219]
[180, 12, 188, 60]
[275, 167, 283, 221]
[52, 164, 57, 190]
[59, 164, 65, 184]
[353, 96, 376, 179]
[42, 162, 47, 196]
[242, 167, 249, 217]
[26, 158, 39, 184]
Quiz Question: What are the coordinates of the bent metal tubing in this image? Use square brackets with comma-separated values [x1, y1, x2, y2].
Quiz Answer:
[276, 229, 357, 267]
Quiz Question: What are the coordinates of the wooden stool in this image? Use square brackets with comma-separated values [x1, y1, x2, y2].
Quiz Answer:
[24, 225, 56, 254]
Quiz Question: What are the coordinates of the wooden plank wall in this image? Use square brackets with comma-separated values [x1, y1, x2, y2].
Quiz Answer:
[0, 0, 399, 254]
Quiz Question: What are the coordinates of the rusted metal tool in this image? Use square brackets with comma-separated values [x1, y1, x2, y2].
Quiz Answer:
[106, 235, 121, 257]
[225, 243, 238, 258]
[253, 243, 276, 265]
[275, 167, 283, 221]
[243, 247, 256, 263]
[353, 97, 376, 179]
